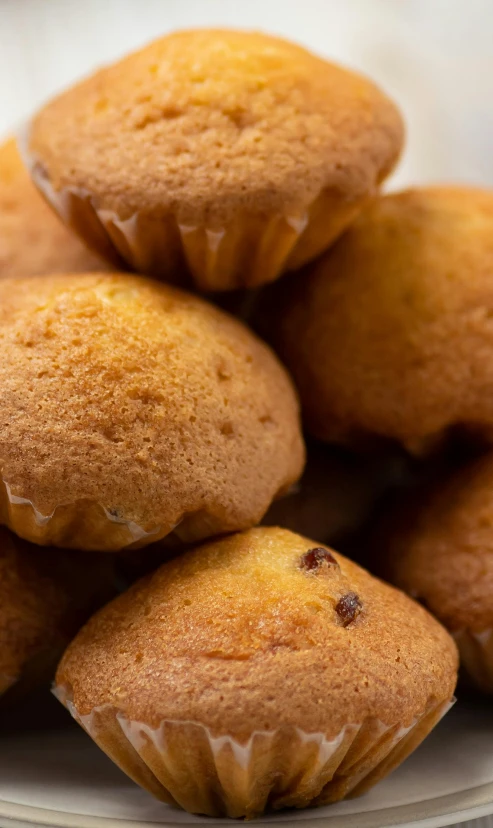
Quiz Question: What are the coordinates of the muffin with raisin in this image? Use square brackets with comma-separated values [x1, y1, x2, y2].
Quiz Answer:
[55, 526, 457, 818]
[27, 29, 403, 291]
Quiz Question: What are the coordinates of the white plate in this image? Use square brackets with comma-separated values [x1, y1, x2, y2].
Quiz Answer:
[1, 694, 493, 828]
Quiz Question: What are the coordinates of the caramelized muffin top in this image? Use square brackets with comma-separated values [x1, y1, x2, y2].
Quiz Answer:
[0, 273, 303, 550]
[29, 29, 403, 224]
[265, 187, 493, 453]
[0, 138, 110, 278]
[57, 527, 457, 739]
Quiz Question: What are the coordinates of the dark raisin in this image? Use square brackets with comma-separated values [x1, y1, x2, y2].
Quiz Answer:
[335, 592, 362, 626]
[300, 547, 338, 571]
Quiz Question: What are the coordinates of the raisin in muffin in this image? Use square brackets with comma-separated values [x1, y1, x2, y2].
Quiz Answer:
[27, 29, 403, 291]
[264, 187, 493, 455]
[55, 526, 457, 818]
[0, 138, 110, 278]
[0, 526, 113, 703]
[377, 454, 493, 693]
[0, 273, 304, 551]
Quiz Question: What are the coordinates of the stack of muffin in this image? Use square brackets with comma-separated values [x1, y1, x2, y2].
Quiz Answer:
[4, 27, 490, 819]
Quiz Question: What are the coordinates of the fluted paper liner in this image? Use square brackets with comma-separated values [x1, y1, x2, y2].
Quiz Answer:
[0, 476, 165, 550]
[0, 473, 250, 551]
[454, 628, 493, 693]
[54, 685, 453, 818]
[18, 126, 368, 292]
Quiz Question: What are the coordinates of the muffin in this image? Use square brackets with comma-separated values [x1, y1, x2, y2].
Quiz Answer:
[0, 526, 113, 702]
[55, 526, 457, 818]
[0, 138, 110, 278]
[26, 29, 404, 291]
[117, 444, 405, 587]
[377, 454, 493, 693]
[262, 441, 406, 545]
[0, 273, 304, 551]
[264, 187, 493, 454]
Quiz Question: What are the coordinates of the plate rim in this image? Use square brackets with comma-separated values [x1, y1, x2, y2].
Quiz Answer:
[2, 781, 493, 828]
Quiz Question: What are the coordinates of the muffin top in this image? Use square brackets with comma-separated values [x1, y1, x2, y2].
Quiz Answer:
[266, 187, 493, 452]
[57, 527, 457, 739]
[0, 527, 112, 687]
[380, 456, 493, 634]
[29, 29, 403, 225]
[0, 273, 303, 550]
[0, 138, 110, 278]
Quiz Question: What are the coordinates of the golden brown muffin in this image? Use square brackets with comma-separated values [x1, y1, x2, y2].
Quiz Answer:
[0, 273, 304, 551]
[0, 526, 114, 702]
[56, 526, 457, 818]
[0, 138, 111, 278]
[264, 187, 493, 454]
[27, 29, 404, 291]
[377, 454, 493, 693]
[116, 444, 406, 587]
[262, 441, 406, 544]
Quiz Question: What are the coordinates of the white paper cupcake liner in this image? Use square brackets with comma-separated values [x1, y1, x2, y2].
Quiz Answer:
[0, 476, 164, 550]
[454, 628, 493, 693]
[18, 125, 368, 292]
[55, 684, 454, 818]
[0, 471, 256, 551]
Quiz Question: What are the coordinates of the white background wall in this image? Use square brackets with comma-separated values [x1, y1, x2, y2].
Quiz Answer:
[1, 0, 493, 191]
